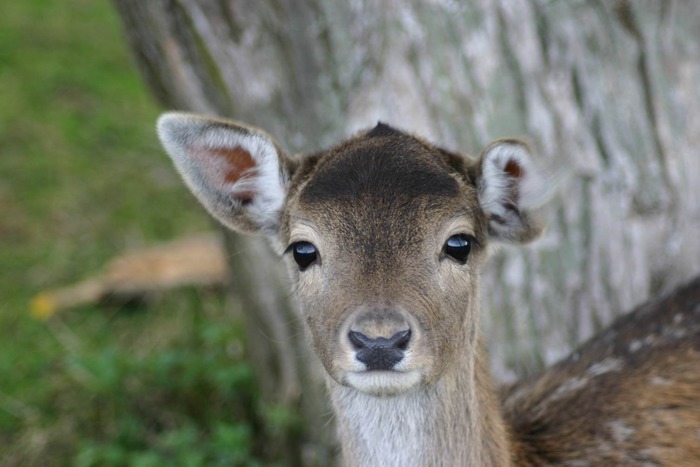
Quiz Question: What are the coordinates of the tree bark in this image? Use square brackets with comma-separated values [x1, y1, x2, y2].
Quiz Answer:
[113, 0, 700, 462]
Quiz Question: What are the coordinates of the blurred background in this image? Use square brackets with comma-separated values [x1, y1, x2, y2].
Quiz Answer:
[1, 1, 269, 465]
[2, 1, 699, 465]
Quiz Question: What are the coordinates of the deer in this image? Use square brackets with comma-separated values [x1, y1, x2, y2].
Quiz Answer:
[156, 112, 700, 466]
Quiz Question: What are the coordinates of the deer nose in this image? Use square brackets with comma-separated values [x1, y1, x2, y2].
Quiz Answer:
[348, 329, 411, 371]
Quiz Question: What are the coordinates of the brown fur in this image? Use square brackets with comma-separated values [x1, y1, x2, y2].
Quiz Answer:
[158, 114, 700, 466]
[504, 276, 700, 466]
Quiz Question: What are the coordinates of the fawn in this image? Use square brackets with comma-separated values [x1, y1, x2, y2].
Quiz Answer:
[157, 113, 700, 466]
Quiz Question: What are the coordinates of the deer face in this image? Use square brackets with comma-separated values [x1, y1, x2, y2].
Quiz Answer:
[282, 132, 490, 396]
[157, 114, 551, 397]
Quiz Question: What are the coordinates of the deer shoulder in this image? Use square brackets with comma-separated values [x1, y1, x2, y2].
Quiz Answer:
[504, 276, 700, 465]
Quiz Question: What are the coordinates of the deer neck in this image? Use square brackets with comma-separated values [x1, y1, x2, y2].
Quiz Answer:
[329, 334, 512, 467]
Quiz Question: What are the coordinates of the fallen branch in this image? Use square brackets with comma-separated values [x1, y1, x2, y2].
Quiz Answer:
[30, 233, 229, 318]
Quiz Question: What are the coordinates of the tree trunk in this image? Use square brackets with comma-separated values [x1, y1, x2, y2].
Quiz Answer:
[112, 0, 700, 462]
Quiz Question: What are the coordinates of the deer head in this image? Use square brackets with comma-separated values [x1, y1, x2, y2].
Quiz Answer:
[157, 113, 550, 398]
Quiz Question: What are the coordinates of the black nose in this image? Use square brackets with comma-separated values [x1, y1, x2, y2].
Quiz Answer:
[348, 329, 411, 371]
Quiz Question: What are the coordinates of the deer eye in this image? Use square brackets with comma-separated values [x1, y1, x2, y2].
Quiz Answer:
[290, 241, 318, 270]
[444, 234, 472, 264]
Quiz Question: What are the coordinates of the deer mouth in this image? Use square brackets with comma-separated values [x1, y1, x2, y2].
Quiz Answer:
[345, 369, 423, 397]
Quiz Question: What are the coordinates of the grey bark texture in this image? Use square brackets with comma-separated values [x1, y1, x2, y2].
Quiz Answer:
[113, 0, 700, 462]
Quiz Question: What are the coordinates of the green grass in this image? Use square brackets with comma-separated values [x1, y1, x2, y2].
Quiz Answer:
[0, 1, 269, 464]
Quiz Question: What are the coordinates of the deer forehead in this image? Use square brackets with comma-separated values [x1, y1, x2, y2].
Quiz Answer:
[282, 132, 486, 255]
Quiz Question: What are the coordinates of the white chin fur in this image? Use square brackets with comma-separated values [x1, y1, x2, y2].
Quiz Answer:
[345, 370, 422, 397]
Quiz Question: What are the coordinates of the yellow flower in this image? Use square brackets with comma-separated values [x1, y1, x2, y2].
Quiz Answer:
[30, 293, 56, 320]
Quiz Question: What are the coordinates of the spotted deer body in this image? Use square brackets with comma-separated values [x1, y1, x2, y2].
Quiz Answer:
[157, 113, 700, 466]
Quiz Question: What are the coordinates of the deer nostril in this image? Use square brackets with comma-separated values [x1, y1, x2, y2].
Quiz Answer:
[348, 330, 370, 350]
[394, 329, 411, 351]
[348, 329, 411, 350]
[348, 329, 412, 370]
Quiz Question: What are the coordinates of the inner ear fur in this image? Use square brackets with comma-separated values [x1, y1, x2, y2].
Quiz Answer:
[157, 112, 291, 235]
[476, 139, 553, 244]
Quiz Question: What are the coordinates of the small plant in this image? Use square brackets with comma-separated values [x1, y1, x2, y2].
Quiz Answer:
[66, 316, 270, 466]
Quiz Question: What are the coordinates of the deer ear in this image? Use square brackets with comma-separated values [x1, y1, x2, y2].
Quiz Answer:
[476, 139, 552, 244]
[157, 112, 289, 234]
